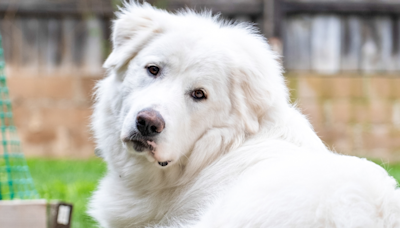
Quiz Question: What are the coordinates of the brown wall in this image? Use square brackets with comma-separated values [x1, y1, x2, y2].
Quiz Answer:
[288, 73, 400, 161]
[7, 68, 400, 161]
[7, 68, 101, 158]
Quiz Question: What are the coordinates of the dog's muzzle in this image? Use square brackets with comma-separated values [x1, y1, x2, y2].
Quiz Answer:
[124, 108, 171, 167]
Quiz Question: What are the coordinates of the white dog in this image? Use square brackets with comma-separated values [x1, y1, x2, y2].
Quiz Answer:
[89, 2, 400, 228]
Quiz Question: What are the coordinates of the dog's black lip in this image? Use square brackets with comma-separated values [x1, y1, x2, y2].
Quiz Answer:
[158, 161, 168, 166]
[131, 139, 148, 152]
[126, 132, 156, 152]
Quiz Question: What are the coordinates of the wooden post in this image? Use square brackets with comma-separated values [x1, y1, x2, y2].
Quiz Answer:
[0, 200, 48, 228]
[283, 15, 311, 71]
[341, 16, 361, 72]
[311, 15, 341, 74]
[0, 200, 73, 228]
[263, 0, 275, 38]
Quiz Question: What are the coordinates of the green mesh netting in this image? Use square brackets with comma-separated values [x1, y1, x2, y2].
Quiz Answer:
[0, 34, 39, 200]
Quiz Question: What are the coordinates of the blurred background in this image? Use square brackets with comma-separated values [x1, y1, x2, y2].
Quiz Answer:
[0, 0, 399, 227]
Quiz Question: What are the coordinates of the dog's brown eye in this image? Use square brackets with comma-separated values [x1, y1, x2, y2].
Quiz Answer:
[147, 66, 159, 76]
[191, 90, 206, 100]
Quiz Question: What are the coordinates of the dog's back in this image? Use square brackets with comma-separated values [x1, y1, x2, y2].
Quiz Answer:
[192, 140, 400, 227]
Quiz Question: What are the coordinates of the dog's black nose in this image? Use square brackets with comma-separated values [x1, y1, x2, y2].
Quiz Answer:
[136, 108, 165, 137]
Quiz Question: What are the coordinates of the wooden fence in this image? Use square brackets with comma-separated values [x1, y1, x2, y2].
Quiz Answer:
[0, 0, 113, 77]
[3, 0, 400, 75]
[0, 0, 399, 159]
[280, 1, 400, 73]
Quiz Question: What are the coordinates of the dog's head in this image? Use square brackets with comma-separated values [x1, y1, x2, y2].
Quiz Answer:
[93, 3, 288, 171]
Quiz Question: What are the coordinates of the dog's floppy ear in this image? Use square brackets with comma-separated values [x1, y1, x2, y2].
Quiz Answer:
[104, 3, 167, 70]
[231, 61, 287, 135]
[227, 29, 288, 135]
[230, 68, 264, 135]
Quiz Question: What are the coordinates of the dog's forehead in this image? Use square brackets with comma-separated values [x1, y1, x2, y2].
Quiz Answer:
[146, 30, 230, 73]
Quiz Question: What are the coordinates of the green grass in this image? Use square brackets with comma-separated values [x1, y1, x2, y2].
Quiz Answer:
[373, 160, 400, 184]
[26, 158, 400, 228]
[27, 158, 106, 228]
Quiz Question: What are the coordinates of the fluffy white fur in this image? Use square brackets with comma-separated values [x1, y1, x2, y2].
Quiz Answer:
[89, 2, 400, 228]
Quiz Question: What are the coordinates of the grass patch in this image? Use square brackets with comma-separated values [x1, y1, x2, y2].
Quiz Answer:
[373, 160, 400, 184]
[27, 158, 106, 228]
[26, 158, 400, 228]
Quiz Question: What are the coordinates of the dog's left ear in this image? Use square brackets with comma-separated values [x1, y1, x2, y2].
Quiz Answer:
[231, 61, 287, 135]
[230, 68, 265, 135]
[227, 30, 288, 135]
[104, 3, 168, 71]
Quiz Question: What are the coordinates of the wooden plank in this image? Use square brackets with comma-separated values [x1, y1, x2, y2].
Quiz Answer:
[0, 0, 262, 16]
[37, 17, 48, 72]
[11, 17, 23, 68]
[311, 15, 341, 74]
[61, 17, 78, 73]
[46, 17, 62, 73]
[72, 18, 86, 68]
[394, 17, 400, 71]
[233, 15, 252, 23]
[101, 17, 112, 61]
[84, 16, 103, 75]
[0, 1, 114, 16]
[281, 1, 400, 14]
[275, 1, 400, 40]
[360, 17, 378, 73]
[0, 18, 13, 65]
[0, 200, 47, 228]
[263, 0, 275, 38]
[166, 1, 263, 15]
[360, 16, 394, 73]
[274, 0, 288, 38]
[341, 16, 362, 71]
[375, 16, 394, 72]
[21, 16, 40, 71]
[283, 15, 311, 71]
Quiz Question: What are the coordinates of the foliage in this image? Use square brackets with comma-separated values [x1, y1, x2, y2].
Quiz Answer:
[27, 158, 106, 228]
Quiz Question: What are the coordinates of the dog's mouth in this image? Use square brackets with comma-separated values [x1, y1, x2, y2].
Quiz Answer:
[158, 161, 169, 166]
[128, 137, 172, 167]
[125, 131, 152, 152]
[131, 139, 153, 152]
